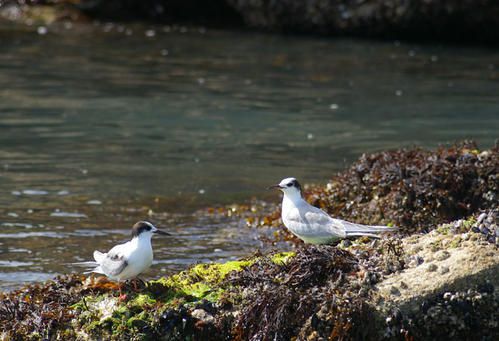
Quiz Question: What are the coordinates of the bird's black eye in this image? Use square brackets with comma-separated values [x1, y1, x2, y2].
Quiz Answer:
[287, 183, 293, 187]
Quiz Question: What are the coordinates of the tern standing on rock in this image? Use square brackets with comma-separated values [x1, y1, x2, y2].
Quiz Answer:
[270, 177, 397, 244]
[75, 221, 170, 282]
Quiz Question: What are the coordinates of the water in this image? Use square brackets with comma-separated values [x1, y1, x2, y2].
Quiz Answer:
[0, 22, 497, 291]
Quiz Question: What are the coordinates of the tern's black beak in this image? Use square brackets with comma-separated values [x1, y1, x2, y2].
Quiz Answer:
[153, 228, 171, 236]
[267, 184, 283, 190]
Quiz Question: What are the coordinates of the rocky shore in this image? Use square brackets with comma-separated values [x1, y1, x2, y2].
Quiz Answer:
[1, 141, 497, 340]
[2, 1, 499, 43]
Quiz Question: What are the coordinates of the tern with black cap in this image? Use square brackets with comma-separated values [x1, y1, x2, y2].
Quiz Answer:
[75, 221, 170, 286]
[270, 177, 397, 244]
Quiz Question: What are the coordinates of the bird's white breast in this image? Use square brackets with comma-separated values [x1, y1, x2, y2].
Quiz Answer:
[115, 239, 153, 280]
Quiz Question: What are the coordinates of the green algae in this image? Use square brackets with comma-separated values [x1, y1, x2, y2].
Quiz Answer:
[448, 236, 463, 249]
[149, 259, 255, 302]
[271, 251, 295, 265]
[69, 258, 257, 338]
[129, 294, 156, 307]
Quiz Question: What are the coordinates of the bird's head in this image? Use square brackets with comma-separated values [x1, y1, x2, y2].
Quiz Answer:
[268, 177, 302, 198]
[131, 221, 170, 239]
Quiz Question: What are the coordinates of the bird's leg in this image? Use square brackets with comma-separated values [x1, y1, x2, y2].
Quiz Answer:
[134, 277, 147, 290]
[130, 278, 145, 291]
[118, 281, 127, 301]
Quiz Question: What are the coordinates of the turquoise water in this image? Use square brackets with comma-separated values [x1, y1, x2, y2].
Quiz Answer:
[0, 22, 497, 290]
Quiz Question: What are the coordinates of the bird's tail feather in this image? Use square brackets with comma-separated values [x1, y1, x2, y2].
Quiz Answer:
[72, 261, 98, 266]
[70, 261, 103, 275]
[343, 222, 398, 238]
[93, 250, 105, 263]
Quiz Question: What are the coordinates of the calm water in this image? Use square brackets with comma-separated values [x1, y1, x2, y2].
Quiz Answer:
[0, 22, 498, 291]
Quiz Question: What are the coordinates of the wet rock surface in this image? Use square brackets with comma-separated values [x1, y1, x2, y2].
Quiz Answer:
[227, 0, 499, 43]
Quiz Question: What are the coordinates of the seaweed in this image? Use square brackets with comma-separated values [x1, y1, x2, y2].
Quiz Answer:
[0, 275, 86, 340]
[229, 246, 377, 341]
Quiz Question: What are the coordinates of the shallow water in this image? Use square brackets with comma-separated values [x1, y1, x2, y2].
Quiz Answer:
[0, 22, 498, 291]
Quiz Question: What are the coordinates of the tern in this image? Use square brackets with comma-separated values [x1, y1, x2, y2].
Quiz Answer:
[75, 221, 170, 286]
[270, 177, 397, 244]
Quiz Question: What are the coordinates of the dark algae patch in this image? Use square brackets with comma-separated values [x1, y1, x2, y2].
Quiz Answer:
[230, 246, 374, 341]
[311, 141, 497, 233]
[0, 275, 85, 340]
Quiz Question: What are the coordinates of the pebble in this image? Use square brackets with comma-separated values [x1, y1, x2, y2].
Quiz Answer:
[477, 212, 487, 224]
[191, 309, 215, 323]
[479, 226, 490, 234]
[471, 210, 498, 245]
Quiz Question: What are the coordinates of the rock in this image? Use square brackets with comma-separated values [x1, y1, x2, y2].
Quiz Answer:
[0, 4, 88, 25]
[227, 0, 499, 43]
[191, 308, 215, 324]
[1, 215, 498, 340]
[3, 1, 499, 43]
[374, 229, 498, 316]
[477, 212, 487, 224]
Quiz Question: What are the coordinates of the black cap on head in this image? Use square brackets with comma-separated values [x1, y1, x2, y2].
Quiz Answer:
[131, 221, 154, 237]
[287, 178, 302, 192]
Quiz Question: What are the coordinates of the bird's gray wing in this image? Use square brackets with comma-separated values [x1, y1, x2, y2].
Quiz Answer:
[302, 206, 347, 238]
[100, 252, 128, 277]
[283, 204, 346, 240]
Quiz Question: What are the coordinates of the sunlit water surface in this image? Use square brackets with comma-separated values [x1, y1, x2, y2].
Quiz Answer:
[0, 22, 497, 291]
